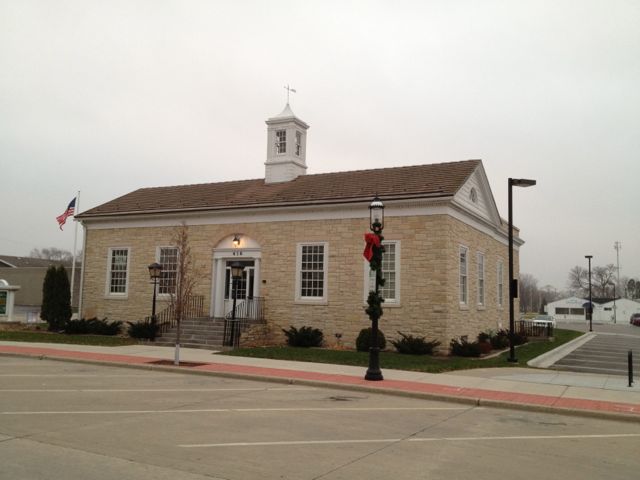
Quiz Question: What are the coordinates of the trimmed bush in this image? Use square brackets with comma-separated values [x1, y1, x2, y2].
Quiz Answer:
[64, 317, 122, 336]
[449, 336, 482, 357]
[282, 326, 324, 347]
[356, 327, 387, 352]
[391, 332, 441, 355]
[41, 265, 72, 331]
[127, 320, 159, 340]
[490, 329, 510, 349]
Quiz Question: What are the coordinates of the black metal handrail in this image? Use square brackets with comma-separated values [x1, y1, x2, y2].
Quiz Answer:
[146, 295, 206, 334]
[516, 319, 554, 338]
[223, 297, 265, 347]
[224, 297, 265, 321]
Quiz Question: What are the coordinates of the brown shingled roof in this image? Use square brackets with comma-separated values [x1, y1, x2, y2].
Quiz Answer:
[78, 160, 481, 218]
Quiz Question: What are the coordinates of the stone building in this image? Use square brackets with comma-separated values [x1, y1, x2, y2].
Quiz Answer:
[76, 104, 522, 348]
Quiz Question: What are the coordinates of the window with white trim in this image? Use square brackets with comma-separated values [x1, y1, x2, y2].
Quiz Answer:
[367, 241, 399, 304]
[459, 246, 468, 305]
[276, 130, 286, 154]
[158, 247, 178, 295]
[296, 243, 327, 301]
[497, 260, 504, 307]
[477, 252, 485, 306]
[107, 248, 129, 295]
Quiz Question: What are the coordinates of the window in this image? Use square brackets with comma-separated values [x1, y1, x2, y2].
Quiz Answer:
[158, 247, 178, 295]
[295, 131, 302, 156]
[276, 129, 286, 154]
[497, 260, 504, 307]
[296, 243, 327, 301]
[477, 253, 485, 306]
[367, 241, 399, 304]
[107, 248, 129, 295]
[459, 246, 468, 305]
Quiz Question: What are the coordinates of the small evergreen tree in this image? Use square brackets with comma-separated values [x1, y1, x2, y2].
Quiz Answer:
[41, 265, 72, 331]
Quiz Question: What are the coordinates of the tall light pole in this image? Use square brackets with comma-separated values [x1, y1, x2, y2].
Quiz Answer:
[508, 178, 536, 363]
[147, 262, 163, 341]
[585, 255, 593, 332]
[365, 196, 384, 381]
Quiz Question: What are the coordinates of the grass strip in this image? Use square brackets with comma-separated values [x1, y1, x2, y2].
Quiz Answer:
[219, 329, 583, 373]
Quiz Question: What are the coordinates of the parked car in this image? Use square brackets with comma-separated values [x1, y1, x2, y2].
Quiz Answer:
[630, 313, 640, 326]
[531, 314, 556, 327]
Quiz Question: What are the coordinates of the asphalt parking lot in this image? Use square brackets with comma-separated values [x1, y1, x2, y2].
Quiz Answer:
[1, 357, 639, 480]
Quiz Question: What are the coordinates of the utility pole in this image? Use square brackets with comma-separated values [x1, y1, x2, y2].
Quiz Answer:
[614, 241, 622, 293]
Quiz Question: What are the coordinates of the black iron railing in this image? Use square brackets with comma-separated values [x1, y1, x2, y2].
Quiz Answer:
[223, 297, 265, 347]
[145, 295, 206, 334]
[516, 319, 554, 338]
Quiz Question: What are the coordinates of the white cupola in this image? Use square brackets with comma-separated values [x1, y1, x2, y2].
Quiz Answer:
[265, 103, 309, 183]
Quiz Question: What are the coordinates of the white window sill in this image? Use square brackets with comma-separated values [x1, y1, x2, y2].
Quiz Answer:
[104, 294, 129, 300]
[459, 304, 469, 311]
[295, 299, 328, 306]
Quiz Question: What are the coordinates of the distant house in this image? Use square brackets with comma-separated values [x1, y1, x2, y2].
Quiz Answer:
[0, 255, 79, 309]
[545, 296, 640, 324]
[76, 104, 525, 347]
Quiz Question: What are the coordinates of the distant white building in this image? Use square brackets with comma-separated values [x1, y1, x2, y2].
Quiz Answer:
[546, 296, 640, 324]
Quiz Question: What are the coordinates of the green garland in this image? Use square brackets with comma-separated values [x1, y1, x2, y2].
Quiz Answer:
[366, 230, 385, 322]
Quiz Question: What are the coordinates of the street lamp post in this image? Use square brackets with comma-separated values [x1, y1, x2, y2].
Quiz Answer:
[229, 261, 245, 348]
[365, 196, 384, 381]
[585, 255, 593, 332]
[508, 178, 536, 363]
[147, 262, 163, 340]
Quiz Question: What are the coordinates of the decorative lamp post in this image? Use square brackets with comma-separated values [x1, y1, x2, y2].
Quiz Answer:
[148, 262, 163, 338]
[585, 255, 593, 332]
[508, 178, 536, 363]
[364, 196, 385, 381]
[230, 261, 245, 348]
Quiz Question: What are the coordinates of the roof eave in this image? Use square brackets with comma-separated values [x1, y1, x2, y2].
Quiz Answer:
[77, 191, 451, 221]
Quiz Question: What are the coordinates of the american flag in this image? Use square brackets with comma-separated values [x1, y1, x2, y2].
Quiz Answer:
[56, 197, 76, 230]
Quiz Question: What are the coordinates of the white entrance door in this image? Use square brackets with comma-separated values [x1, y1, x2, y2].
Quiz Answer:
[223, 261, 255, 317]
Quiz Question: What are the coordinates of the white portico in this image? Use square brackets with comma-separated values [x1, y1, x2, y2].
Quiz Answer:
[211, 234, 262, 319]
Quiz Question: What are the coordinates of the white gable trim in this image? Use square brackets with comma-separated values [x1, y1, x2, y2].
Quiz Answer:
[452, 163, 502, 227]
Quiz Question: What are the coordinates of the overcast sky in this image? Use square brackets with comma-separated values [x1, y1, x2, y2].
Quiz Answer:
[1, 0, 638, 290]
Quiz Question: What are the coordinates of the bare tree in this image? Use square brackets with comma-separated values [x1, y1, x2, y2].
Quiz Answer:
[518, 273, 539, 313]
[169, 223, 203, 365]
[628, 278, 639, 300]
[30, 247, 73, 262]
[592, 264, 616, 297]
[567, 265, 589, 296]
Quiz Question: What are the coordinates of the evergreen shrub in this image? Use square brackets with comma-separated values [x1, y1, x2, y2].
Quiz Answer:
[356, 327, 387, 352]
[64, 318, 122, 336]
[391, 332, 441, 355]
[41, 265, 72, 331]
[449, 336, 482, 357]
[282, 326, 324, 347]
[127, 320, 159, 340]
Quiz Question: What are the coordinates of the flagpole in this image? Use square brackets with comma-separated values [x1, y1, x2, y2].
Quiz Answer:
[70, 191, 80, 314]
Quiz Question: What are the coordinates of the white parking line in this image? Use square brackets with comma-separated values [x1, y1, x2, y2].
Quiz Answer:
[179, 433, 640, 448]
[1, 406, 467, 415]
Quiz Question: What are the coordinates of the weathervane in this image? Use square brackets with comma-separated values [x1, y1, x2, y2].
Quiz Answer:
[284, 84, 296, 104]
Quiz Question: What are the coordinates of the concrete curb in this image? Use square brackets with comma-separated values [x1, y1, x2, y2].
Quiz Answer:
[528, 332, 595, 368]
[3, 350, 640, 424]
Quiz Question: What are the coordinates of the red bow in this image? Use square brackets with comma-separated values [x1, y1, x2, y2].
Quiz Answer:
[363, 233, 380, 262]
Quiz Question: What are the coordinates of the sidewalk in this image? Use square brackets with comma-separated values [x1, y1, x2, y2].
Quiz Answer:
[1, 340, 639, 421]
